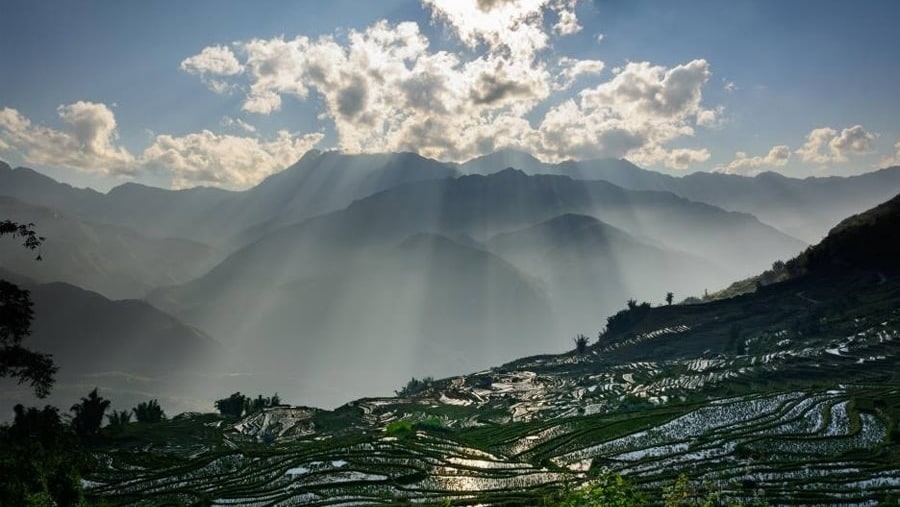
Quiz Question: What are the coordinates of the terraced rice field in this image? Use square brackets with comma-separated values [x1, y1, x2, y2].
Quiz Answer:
[84, 386, 900, 505]
[84, 274, 900, 505]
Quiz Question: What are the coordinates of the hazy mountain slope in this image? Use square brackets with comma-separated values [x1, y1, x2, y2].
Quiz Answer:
[459, 152, 900, 243]
[485, 214, 728, 335]
[149, 171, 803, 406]
[226, 151, 460, 245]
[1, 152, 459, 248]
[78, 195, 900, 506]
[0, 269, 220, 416]
[152, 233, 555, 407]
[304, 169, 805, 278]
[0, 197, 216, 299]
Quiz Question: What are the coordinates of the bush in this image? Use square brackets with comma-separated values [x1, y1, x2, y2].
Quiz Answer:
[133, 400, 166, 423]
[555, 471, 645, 506]
[395, 377, 434, 396]
[573, 334, 590, 354]
[0, 405, 86, 505]
[385, 420, 415, 438]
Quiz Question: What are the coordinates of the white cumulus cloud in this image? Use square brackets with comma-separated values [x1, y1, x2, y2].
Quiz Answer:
[719, 145, 791, 175]
[0, 102, 135, 175]
[0, 102, 323, 189]
[141, 129, 324, 189]
[796, 125, 875, 164]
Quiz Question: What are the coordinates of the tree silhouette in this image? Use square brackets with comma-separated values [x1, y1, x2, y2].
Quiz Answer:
[133, 399, 166, 423]
[665, 292, 674, 306]
[0, 220, 56, 397]
[215, 392, 248, 419]
[573, 334, 590, 354]
[0, 404, 85, 504]
[106, 409, 132, 428]
[70, 388, 110, 439]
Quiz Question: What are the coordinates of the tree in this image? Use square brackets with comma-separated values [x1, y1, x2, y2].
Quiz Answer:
[395, 377, 434, 396]
[573, 334, 590, 354]
[133, 399, 166, 423]
[0, 404, 85, 505]
[215, 392, 248, 419]
[106, 410, 132, 428]
[71, 388, 110, 439]
[665, 292, 674, 306]
[0, 220, 56, 397]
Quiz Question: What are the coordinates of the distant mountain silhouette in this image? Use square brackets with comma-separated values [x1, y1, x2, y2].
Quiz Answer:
[0, 268, 221, 419]
[1, 152, 459, 248]
[0, 197, 216, 299]
[458, 153, 900, 243]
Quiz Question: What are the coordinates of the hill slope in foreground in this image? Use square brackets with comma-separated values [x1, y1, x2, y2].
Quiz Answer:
[82, 195, 900, 505]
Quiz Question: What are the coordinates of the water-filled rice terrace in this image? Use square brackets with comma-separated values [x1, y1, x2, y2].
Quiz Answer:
[85, 273, 900, 505]
[84, 385, 900, 506]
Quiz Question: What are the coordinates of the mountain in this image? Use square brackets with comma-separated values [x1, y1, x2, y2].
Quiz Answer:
[485, 214, 728, 335]
[458, 153, 900, 243]
[458, 148, 548, 174]
[1, 152, 460, 248]
[149, 170, 804, 407]
[77, 194, 900, 506]
[797, 192, 900, 271]
[0, 197, 216, 299]
[0, 269, 220, 416]
[152, 232, 555, 408]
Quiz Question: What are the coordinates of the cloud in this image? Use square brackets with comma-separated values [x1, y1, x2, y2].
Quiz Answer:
[141, 129, 324, 189]
[180, 45, 243, 76]
[422, 0, 554, 58]
[696, 105, 724, 128]
[881, 141, 900, 168]
[0, 102, 135, 175]
[552, 0, 582, 35]
[221, 116, 257, 133]
[664, 148, 711, 170]
[532, 59, 712, 162]
[556, 57, 605, 90]
[180, 45, 244, 94]
[720, 145, 791, 174]
[0, 102, 323, 188]
[796, 125, 875, 163]
[180, 3, 718, 166]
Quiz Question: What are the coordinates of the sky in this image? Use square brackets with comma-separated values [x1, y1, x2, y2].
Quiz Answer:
[1, 0, 899, 191]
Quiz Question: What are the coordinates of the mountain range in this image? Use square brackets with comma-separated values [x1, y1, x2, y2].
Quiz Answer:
[2, 151, 900, 408]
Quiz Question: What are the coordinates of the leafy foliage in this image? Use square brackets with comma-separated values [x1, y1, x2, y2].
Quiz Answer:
[215, 392, 248, 419]
[385, 420, 415, 438]
[555, 471, 645, 506]
[600, 299, 652, 342]
[573, 334, 590, 354]
[106, 409, 132, 428]
[133, 399, 166, 423]
[245, 393, 281, 415]
[0, 220, 44, 253]
[71, 388, 111, 439]
[214, 392, 281, 419]
[395, 376, 434, 396]
[0, 220, 56, 398]
[0, 404, 86, 505]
